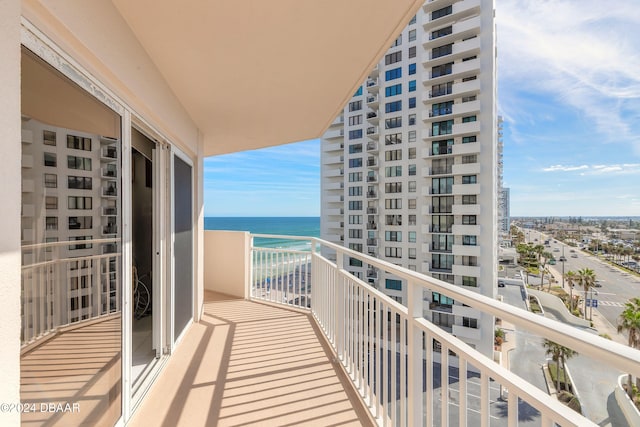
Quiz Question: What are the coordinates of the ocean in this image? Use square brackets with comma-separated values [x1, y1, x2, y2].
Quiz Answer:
[204, 217, 320, 251]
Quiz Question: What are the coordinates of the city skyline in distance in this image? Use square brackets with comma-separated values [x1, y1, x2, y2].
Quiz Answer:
[204, 0, 640, 218]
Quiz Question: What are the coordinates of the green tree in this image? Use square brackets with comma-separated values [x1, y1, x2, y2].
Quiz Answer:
[577, 268, 596, 319]
[564, 270, 578, 312]
[617, 297, 640, 395]
[543, 339, 578, 392]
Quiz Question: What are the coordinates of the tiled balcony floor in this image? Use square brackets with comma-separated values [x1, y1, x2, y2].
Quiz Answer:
[130, 291, 374, 426]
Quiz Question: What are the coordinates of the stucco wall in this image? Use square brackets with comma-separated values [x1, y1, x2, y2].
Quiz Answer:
[0, 0, 23, 424]
[22, 0, 199, 158]
[204, 231, 250, 299]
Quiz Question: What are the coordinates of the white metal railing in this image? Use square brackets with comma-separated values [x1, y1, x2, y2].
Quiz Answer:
[249, 234, 640, 426]
[21, 238, 121, 346]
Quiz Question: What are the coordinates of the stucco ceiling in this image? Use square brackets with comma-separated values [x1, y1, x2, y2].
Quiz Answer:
[112, 0, 424, 156]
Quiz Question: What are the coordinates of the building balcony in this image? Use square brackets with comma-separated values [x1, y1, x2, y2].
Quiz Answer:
[452, 162, 481, 175]
[366, 190, 378, 199]
[452, 182, 480, 195]
[366, 174, 378, 183]
[453, 99, 481, 116]
[325, 128, 344, 139]
[324, 140, 343, 152]
[366, 126, 379, 139]
[366, 222, 377, 230]
[325, 167, 344, 178]
[453, 120, 481, 136]
[101, 147, 118, 161]
[325, 154, 344, 165]
[422, 15, 481, 48]
[423, 58, 480, 84]
[22, 231, 640, 427]
[422, 78, 481, 104]
[366, 141, 378, 152]
[452, 263, 481, 277]
[452, 243, 481, 257]
[365, 78, 379, 92]
[428, 37, 481, 66]
[423, 0, 481, 24]
[366, 94, 379, 107]
[366, 206, 377, 215]
[366, 111, 379, 124]
[452, 141, 480, 156]
[451, 224, 480, 235]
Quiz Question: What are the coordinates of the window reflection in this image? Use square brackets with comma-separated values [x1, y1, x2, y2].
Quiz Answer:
[20, 48, 122, 426]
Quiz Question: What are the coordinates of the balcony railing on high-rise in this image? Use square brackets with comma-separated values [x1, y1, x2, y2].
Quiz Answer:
[247, 234, 640, 427]
[20, 238, 120, 346]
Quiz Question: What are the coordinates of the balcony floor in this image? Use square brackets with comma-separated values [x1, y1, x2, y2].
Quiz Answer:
[130, 291, 374, 426]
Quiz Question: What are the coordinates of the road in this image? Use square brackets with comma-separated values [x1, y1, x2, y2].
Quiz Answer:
[523, 229, 640, 330]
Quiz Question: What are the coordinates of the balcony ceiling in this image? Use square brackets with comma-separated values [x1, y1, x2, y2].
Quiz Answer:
[111, 0, 424, 156]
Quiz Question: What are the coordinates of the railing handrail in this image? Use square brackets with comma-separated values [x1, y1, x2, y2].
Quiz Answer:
[249, 233, 640, 380]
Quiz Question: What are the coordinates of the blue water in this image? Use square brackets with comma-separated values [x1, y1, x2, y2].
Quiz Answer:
[204, 217, 320, 251]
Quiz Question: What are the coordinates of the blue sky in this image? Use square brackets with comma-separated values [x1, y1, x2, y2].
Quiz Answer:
[204, 0, 640, 218]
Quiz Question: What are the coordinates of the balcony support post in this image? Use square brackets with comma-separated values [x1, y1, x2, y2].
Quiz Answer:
[407, 280, 423, 426]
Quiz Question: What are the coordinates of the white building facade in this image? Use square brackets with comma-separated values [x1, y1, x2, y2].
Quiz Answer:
[321, 0, 498, 356]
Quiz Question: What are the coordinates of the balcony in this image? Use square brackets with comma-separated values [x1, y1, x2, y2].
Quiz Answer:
[366, 157, 378, 168]
[452, 203, 480, 215]
[101, 147, 118, 161]
[24, 232, 640, 427]
[423, 0, 481, 24]
[366, 94, 379, 107]
[452, 243, 481, 257]
[453, 120, 481, 136]
[366, 190, 378, 199]
[366, 111, 379, 124]
[325, 128, 344, 139]
[452, 141, 480, 156]
[428, 37, 481, 66]
[451, 224, 480, 235]
[366, 141, 378, 152]
[452, 182, 480, 195]
[366, 78, 379, 92]
[366, 126, 379, 139]
[452, 162, 481, 176]
[423, 58, 480, 84]
[422, 15, 481, 48]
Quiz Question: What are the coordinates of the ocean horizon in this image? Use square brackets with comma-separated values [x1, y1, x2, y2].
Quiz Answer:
[204, 217, 320, 250]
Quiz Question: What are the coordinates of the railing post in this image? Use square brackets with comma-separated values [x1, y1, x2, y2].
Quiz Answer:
[248, 234, 254, 300]
[407, 280, 423, 426]
[335, 246, 344, 358]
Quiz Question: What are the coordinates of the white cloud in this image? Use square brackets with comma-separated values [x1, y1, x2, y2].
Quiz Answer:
[542, 163, 640, 175]
[498, 0, 640, 154]
[543, 165, 588, 172]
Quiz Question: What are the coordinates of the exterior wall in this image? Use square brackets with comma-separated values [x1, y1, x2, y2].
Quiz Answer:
[320, 0, 497, 356]
[22, 0, 199, 158]
[0, 1, 22, 423]
[204, 231, 250, 299]
[1, 4, 205, 425]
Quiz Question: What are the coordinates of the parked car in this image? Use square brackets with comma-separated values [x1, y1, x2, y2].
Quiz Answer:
[571, 254, 578, 258]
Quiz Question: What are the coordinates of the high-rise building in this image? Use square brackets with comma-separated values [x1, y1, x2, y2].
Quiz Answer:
[321, 0, 497, 355]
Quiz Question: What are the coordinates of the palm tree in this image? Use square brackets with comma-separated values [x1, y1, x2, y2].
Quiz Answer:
[564, 270, 578, 312]
[617, 297, 640, 395]
[577, 268, 596, 319]
[543, 339, 578, 392]
[537, 250, 553, 290]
